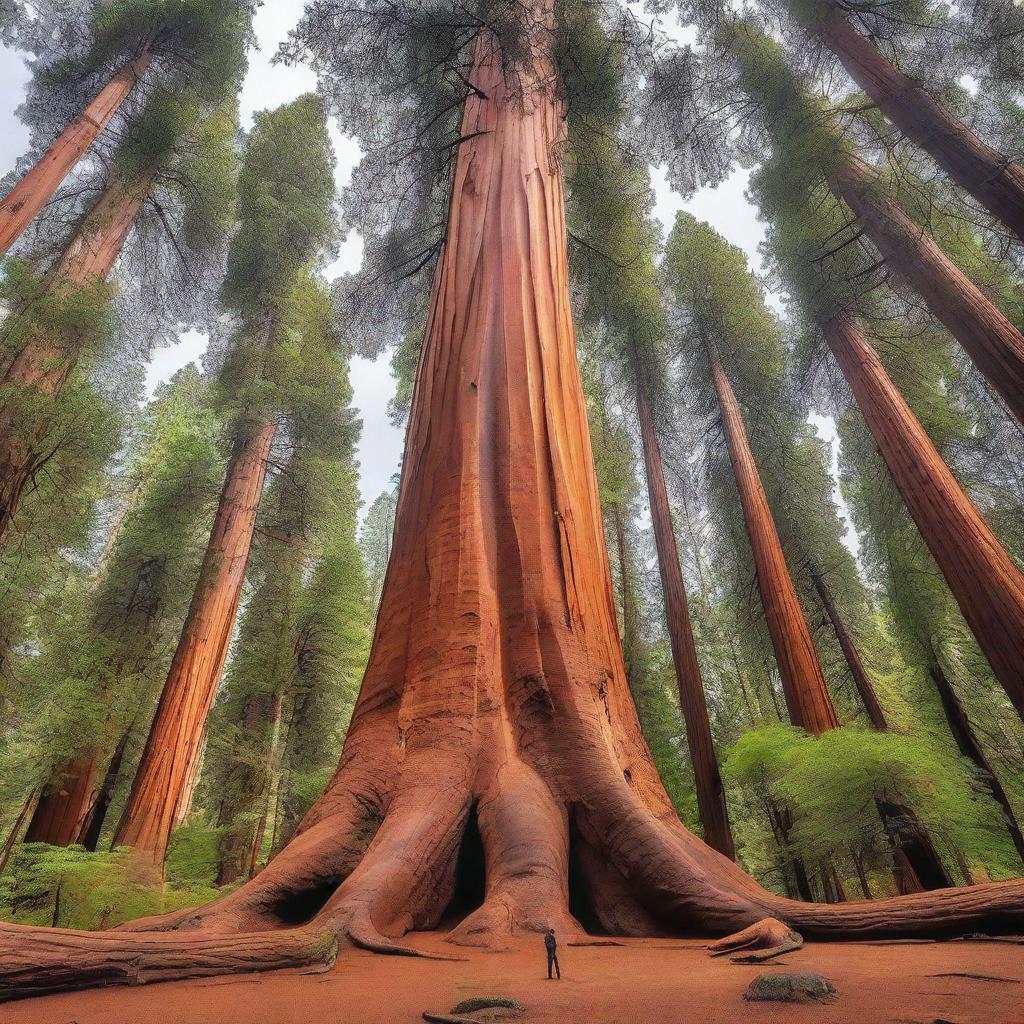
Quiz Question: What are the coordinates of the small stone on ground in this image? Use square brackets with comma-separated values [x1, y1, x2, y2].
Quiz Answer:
[743, 972, 837, 1003]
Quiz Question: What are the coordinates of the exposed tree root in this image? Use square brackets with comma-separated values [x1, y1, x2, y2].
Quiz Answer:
[707, 918, 804, 962]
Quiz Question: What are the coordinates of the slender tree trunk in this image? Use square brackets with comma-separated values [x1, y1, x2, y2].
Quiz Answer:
[113, 415, 276, 868]
[217, 690, 286, 886]
[77, 727, 131, 852]
[710, 352, 839, 736]
[636, 385, 735, 859]
[810, 571, 886, 730]
[929, 661, 1024, 862]
[826, 154, 1024, 426]
[610, 503, 639, 677]
[23, 758, 101, 847]
[814, 6, 1024, 241]
[248, 691, 286, 879]
[0, 167, 155, 541]
[0, 50, 151, 257]
[0, 791, 37, 874]
[810, 569, 954, 890]
[6, 18, 1024, 1004]
[822, 311, 1024, 718]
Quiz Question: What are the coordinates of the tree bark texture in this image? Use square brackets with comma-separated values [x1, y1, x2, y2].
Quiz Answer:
[3, 22, 1024, 1005]
[823, 311, 1024, 718]
[77, 728, 131, 852]
[636, 385, 735, 859]
[24, 757, 102, 847]
[710, 354, 839, 736]
[0, 51, 151, 257]
[112, 416, 276, 867]
[826, 154, 1024, 426]
[0, 167, 155, 541]
[815, 6, 1024, 241]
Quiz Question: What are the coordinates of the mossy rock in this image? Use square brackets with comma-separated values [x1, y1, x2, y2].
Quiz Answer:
[451, 996, 525, 1018]
[744, 973, 837, 1003]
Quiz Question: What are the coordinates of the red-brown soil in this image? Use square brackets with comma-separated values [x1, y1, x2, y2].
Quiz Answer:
[9, 934, 1023, 1024]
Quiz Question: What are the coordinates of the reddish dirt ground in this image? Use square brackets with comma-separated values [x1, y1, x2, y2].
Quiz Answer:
[7, 934, 1024, 1024]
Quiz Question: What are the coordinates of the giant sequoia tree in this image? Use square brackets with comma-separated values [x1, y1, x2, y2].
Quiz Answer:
[111, 96, 337, 868]
[2, 1, 1024, 1001]
[0, 0, 250, 256]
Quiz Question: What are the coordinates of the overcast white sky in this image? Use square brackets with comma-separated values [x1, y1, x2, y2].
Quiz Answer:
[0, 3, 856, 553]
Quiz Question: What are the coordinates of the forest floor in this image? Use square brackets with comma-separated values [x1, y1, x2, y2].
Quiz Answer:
[7, 934, 1024, 1024]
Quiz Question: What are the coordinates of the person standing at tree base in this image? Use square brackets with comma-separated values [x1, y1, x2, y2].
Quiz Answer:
[545, 929, 561, 979]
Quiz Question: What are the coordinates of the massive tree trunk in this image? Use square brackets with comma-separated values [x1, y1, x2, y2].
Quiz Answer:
[112, 415, 276, 867]
[928, 659, 1024, 862]
[3, 21, 1024, 1005]
[809, 570, 955, 891]
[826, 153, 1024, 426]
[0, 167, 155, 541]
[822, 311, 1024, 718]
[0, 50, 151, 257]
[709, 353, 839, 737]
[636, 385, 734, 859]
[813, 5, 1024, 241]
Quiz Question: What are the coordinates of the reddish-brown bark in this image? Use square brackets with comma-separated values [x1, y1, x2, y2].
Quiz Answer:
[822, 311, 1024, 718]
[113, 416, 277, 867]
[636, 385, 734, 860]
[814, 6, 1024, 241]
[0, 50, 151, 257]
[77, 728, 131, 852]
[2, 20, 1024, 1005]
[709, 354, 839, 736]
[827, 154, 1024, 426]
[24, 757, 101, 847]
[0, 167, 155, 540]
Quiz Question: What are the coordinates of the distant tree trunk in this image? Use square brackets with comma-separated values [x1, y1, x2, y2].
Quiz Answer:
[610, 503, 639, 677]
[814, 6, 1024, 241]
[113, 414, 277, 868]
[0, 49, 152, 257]
[810, 569, 954, 891]
[23, 758, 101, 847]
[636, 385, 735, 859]
[826, 154, 1024, 426]
[929, 659, 1024, 862]
[822, 311, 1024, 718]
[77, 728, 132, 852]
[0, 791, 37, 874]
[810, 570, 886, 730]
[217, 690, 286, 886]
[0, 166, 155, 541]
[709, 352, 839, 736]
